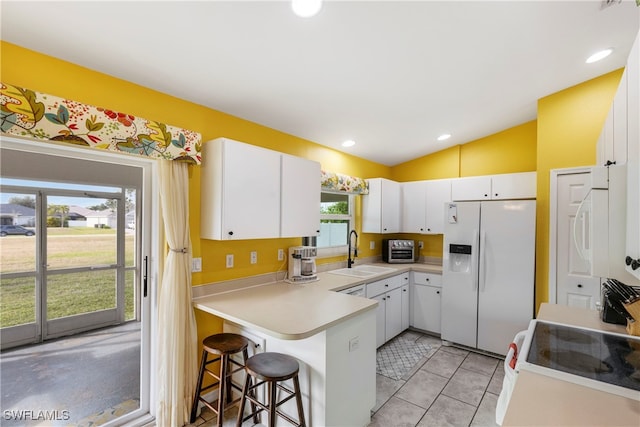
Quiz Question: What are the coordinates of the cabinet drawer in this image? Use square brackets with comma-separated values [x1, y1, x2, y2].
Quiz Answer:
[366, 275, 402, 298]
[412, 271, 442, 287]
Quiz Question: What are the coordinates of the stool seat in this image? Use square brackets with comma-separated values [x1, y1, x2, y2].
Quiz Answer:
[237, 352, 306, 427]
[245, 352, 299, 382]
[203, 333, 250, 355]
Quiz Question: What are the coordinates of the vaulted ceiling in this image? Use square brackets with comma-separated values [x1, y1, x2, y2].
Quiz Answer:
[2, 1, 638, 165]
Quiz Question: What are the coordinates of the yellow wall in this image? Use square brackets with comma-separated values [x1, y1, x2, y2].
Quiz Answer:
[535, 69, 623, 309]
[391, 121, 537, 260]
[0, 41, 391, 286]
[460, 121, 537, 176]
[1, 41, 624, 330]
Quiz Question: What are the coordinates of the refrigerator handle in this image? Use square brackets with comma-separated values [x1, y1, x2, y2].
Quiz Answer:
[472, 229, 479, 291]
[480, 230, 487, 292]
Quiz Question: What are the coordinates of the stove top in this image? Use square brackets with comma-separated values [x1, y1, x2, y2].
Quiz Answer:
[524, 321, 640, 393]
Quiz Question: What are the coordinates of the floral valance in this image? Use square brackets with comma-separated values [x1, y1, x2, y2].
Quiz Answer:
[321, 170, 369, 194]
[0, 82, 201, 164]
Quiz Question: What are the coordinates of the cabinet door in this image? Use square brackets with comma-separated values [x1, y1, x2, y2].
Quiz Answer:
[223, 141, 281, 239]
[372, 294, 386, 348]
[363, 178, 400, 233]
[202, 138, 281, 240]
[381, 179, 401, 233]
[612, 67, 628, 165]
[627, 30, 640, 280]
[491, 172, 536, 200]
[597, 108, 615, 167]
[281, 154, 321, 238]
[384, 287, 403, 341]
[411, 284, 441, 333]
[451, 176, 491, 201]
[424, 179, 451, 234]
[401, 181, 427, 233]
[401, 284, 410, 331]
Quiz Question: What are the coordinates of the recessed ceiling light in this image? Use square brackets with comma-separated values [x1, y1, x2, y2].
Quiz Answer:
[341, 139, 356, 147]
[437, 134, 451, 142]
[586, 48, 613, 64]
[291, 0, 322, 18]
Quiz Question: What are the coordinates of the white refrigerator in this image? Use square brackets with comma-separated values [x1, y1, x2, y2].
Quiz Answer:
[441, 200, 536, 356]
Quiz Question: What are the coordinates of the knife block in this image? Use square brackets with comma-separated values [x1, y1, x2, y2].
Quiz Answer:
[623, 299, 640, 336]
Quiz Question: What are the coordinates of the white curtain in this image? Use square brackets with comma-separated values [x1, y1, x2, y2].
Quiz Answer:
[156, 160, 198, 426]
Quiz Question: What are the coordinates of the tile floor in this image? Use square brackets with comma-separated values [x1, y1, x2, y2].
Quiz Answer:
[189, 329, 504, 427]
[369, 330, 503, 427]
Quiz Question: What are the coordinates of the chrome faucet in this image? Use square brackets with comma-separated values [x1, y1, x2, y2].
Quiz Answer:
[347, 229, 358, 268]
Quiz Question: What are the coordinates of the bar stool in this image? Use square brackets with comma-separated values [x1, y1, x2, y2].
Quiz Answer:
[190, 333, 257, 426]
[236, 352, 306, 427]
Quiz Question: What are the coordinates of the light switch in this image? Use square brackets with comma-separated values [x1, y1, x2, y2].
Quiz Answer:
[349, 336, 360, 352]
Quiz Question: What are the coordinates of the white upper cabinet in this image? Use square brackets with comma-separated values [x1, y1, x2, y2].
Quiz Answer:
[363, 178, 401, 233]
[281, 154, 321, 238]
[490, 172, 537, 200]
[597, 67, 629, 167]
[401, 179, 451, 234]
[451, 172, 536, 201]
[401, 181, 427, 233]
[626, 30, 640, 279]
[201, 138, 320, 240]
[424, 179, 452, 234]
[451, 175, 492, 201]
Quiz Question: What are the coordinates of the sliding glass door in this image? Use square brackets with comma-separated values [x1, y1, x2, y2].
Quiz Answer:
[0, 185, 136, 345]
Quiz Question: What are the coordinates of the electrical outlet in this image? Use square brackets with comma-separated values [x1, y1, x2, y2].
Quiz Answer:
[370, 241, 375, 250]
[226, 254, 234, 268]
[191, 257, 202, 272]
[418, 241, 424, 249]
[278, 249, 284, 261]
[250, 251, 257, 264]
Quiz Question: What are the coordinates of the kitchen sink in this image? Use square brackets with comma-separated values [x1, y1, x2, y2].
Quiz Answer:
[328, 264, 396, 278]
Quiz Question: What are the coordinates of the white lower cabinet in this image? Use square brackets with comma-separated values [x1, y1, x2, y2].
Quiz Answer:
[367, 272, 410, 347]
[384, 287, 403, 341]
[410, 272, 442, 334]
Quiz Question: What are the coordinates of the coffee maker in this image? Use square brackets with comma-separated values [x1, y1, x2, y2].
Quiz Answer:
[286, 246, 318, 283]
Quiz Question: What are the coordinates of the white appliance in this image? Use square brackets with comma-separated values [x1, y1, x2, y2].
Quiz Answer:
[441, 200, 536, 355]
[496, 319, 640, 424]
[286, 246, 318, 283]
[574, 164, 639, 285]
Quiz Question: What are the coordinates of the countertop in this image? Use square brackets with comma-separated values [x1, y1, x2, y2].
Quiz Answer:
[193, 263, 441, 340]
[502, 303, 640, 426]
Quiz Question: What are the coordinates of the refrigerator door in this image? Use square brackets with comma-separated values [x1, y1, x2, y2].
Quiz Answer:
[441, 202, 480, 348]
[477, 200, 536, 355]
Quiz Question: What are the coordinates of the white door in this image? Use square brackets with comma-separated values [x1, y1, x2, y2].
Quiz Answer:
[477, 200, 536, 356]
[556, 173, 601, 309]
[441, 202, 480, 348]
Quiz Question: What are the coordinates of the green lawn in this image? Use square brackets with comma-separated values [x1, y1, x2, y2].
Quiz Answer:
[0, 227, 137, 328]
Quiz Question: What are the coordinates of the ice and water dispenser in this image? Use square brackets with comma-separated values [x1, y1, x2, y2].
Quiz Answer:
[448, 244, 472, 273]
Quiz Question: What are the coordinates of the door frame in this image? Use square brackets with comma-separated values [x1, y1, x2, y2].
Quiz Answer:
[548, 166, 592, 304]
[1, 135, 159, 426]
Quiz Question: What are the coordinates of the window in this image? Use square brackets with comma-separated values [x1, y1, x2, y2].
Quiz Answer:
[317, 192, 354, 257]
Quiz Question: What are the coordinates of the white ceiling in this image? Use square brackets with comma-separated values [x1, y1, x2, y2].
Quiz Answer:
[2, 1, 639, 166]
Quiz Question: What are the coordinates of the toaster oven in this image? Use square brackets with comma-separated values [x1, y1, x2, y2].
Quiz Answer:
[382, 239, 416, 263]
